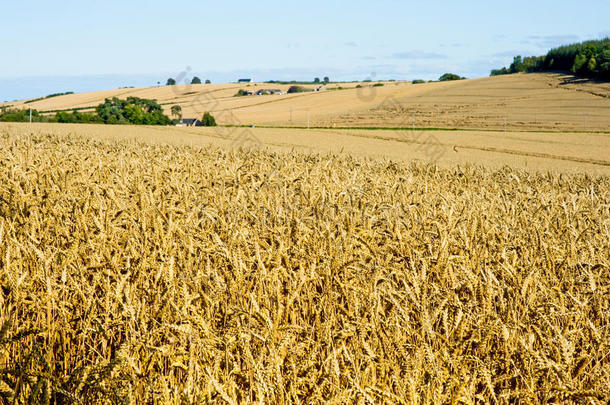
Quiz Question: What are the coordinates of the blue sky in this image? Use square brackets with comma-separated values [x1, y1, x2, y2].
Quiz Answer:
[1, 0, 609, 101]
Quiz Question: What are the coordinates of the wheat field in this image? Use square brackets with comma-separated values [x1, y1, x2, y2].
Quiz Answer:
[0, 129, 608, 403]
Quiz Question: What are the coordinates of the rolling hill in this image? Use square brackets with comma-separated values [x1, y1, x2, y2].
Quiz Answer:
[3, 73, 610, 132]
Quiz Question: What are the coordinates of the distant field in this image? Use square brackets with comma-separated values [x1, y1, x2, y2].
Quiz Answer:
[2, 122, 609, 175]
[3, 73, 610, 131]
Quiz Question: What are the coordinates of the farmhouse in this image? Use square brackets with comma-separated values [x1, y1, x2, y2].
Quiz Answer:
[256, 89, 284, 95]
[177, 118, 203, 127]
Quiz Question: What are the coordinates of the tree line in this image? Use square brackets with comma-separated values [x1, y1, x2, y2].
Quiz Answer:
[0, 97, 217, 126]
[491, 38, 610, 80]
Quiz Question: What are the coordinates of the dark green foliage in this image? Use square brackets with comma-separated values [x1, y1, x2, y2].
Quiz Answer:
[490, 67, 510, 76]
[166, 78, 176, 85]
[24, 92, 74, 104]
[323, 77, 330, 84]
[1, 98, 172, 126]
[373, 83, 384, 87]
[54, 110, 103, 124]
[24, 98, 44, 104]
[490, 38, 610, 80]
[412, 79, 426, 84]
[201, 112, 217, 126]
[205, 79, 211, 84]
[287, 85, 308, 93]
[234, 89, 248, 97]
[191, 77, 202, 84]
[46, 91, 74, 98]
[266, 79, 329, 85]
[96, 97, 172, 125]
[170, 105, 182, 119]
[439, 73, 466, 81]
[314, 77, 320, 83]
[0, 108, 46, 122]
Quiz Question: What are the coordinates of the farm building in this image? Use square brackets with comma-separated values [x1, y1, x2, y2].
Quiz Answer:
[177, 118, 203, 127]
[238, 79, 252, 83]
[256, 89, 284, 95]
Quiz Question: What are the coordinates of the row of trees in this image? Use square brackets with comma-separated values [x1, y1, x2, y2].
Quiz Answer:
[265, 77, 330, 85]
[166, 77, 211, 85]
[0, 97, 173, 126]
[491, 38, 610, 80]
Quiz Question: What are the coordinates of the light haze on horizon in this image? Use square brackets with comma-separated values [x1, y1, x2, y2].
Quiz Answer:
[1, 0, 609, 100]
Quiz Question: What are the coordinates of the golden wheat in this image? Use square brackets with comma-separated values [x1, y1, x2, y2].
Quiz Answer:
[0, 130, 608, 403]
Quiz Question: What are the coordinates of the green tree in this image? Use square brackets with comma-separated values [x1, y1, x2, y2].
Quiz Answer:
[95, 97, 171, 125]
[123, 104, 146, 124]
[323, 76, 330, 84]
[166, 78, 176, 86]
[509, 56, 523, 73]
[314, 77, 320, 83]
[171, 105, 182, 120]
[205, 79, 211, 84]
[587, 57, 597, 73]
[202, 112, 217, 126]
[191, 77, 202, 84]
[572, 54, 587, 73]
[439, 73, 465, 81]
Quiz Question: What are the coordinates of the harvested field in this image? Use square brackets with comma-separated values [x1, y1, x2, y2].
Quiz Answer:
[0, 130, 608, 403]
[3, 73, 610, 132]
[2, 122, 609, 175]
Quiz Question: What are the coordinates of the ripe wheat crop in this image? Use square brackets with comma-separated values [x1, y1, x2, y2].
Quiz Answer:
[0, 131, 608, 403]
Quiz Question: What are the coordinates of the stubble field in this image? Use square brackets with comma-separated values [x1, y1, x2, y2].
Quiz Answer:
[0, 129, 608, 403]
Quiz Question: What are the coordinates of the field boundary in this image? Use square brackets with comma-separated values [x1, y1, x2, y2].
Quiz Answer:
[224, 124, 610, 135]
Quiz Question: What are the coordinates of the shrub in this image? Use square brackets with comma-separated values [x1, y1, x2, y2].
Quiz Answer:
[234, 89, 248, 97]
[439, 73, 466, 81]
[166, 78, 176, 86]
[412, 79, 425, 84]
[287, 86, 308, 93]
[201, 112, 217, 126]
[54, 110, 102, 124]
[191, 77, 202, 84]
[0, 108, 44, 122]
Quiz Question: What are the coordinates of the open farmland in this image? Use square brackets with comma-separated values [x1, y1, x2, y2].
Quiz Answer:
[0, 128, 609, 402]
[2, 122, 609, 175]
[3, 73, 610, 132]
